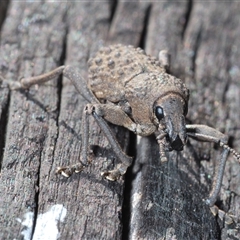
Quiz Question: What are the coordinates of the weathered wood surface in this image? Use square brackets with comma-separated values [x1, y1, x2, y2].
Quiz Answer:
[0, 1, 239, 240]
[130, 2, 240, 240]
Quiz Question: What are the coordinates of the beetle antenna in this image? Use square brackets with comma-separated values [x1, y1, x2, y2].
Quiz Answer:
[156, 131, 168, 162]
[219, 141, 240, 161]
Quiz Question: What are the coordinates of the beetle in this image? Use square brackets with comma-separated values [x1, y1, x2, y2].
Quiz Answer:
[3, 44, 240, 207]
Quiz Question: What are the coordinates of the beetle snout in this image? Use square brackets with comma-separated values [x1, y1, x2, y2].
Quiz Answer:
[165, 115, 187, 151]
[170, 135, 184, 151]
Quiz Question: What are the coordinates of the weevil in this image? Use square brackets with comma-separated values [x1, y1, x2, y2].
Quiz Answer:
[2, 44, 240, 206]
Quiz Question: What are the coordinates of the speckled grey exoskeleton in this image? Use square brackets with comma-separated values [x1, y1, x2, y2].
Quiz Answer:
[3, 44, 240, 206]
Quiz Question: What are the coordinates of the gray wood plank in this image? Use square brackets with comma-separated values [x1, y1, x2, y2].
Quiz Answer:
[0, 1, 149, 240]
[0, 2, 68, 239]
[130, 1, 240, 239]
[42, 2, 122, 239]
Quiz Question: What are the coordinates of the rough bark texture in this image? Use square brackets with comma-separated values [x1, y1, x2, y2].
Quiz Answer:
[0, 1, 239, 240]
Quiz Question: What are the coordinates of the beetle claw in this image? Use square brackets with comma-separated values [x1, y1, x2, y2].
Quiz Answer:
[56, 164, 85, 177]
[101, 163, 129, 181]
[101, 169, 121, 181]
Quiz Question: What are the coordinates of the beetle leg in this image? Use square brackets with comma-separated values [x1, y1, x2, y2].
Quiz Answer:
[3, 65, 99, 104]
[90, 104, 134, 180]
[57, 103, 133, 180]
[93, 103, 137, 132]
[5, 65, 134, 180]
[63, 66, 99, 103]
[186, 124, 240, 206]
[158, 50, 171, 72]
[56, 105, 90, 177]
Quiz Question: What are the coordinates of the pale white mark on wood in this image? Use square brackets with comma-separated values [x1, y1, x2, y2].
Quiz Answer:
[16, 211, 34, 240]
[165, 227, 178, 240]
[137, 135, 142, 145]
[32, 204, 67, 240]
[145, 200, 154, 211]
[132, 192, 142, 209]
[17, 204, 67, 240]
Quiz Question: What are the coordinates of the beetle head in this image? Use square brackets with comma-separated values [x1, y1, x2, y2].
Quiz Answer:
[154, 93, 188, 151]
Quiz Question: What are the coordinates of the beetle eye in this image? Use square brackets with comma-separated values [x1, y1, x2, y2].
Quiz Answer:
[155, 106, 164, 121]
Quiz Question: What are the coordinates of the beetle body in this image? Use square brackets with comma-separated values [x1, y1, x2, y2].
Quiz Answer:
[4, 44, 240, 206]
[88, 44, 189, 150]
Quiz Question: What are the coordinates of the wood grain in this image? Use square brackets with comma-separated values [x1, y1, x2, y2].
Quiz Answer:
[0, 1, 239, 239]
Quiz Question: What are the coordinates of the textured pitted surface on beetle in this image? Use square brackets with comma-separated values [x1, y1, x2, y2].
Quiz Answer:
[88, 44, 189, 104]
[88, 44, 189, 129]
